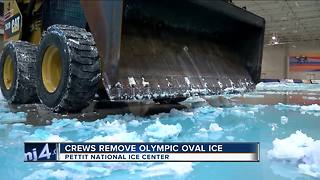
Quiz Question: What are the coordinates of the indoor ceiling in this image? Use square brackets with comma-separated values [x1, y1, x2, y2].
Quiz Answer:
[233, 0, 320, 44]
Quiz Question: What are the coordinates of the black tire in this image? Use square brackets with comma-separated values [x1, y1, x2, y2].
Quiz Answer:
[0, 41, 38, 104]
[36, 24, 100, 112]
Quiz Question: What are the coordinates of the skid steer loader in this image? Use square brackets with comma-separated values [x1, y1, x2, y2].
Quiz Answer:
[0, 0, 265, 112]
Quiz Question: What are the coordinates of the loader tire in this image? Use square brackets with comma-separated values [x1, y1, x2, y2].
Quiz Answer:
[36, 24, 100, 112]
[0, 41, 38, 104]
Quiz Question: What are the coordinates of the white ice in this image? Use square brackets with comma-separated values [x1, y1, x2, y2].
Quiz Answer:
[144, 120, 182, 139]
[280, 116, 288, 125]
[86, 132, 142, 142]
[256, 82, 320, 92]
[209, 123, 223, 132]
[141, 162, 193, 178]
[268, 131, 320, 178]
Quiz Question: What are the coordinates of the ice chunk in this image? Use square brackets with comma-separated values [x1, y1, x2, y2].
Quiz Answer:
[280, 116, 288, 125]
[47, 118, 82, 133]
[179, 96, 208, 108]
[144, 120, 182, 139]
[270, 123, 278, 131]
[128, 120, 141, 127]
[268, 131, 320, 178]
[0, 112, 26, 124]
[300, 104, 320, 111]
[87, 166, 112, 176]
[249, 104, 268, 112]
[298, 164, 320, 178]
[47, 135, 68, 142]
[270, 161, 305, 179]
[128, 77, 136, 87]
[24, 169, 76, 180]
[300, 104, 320, 116]
[274, 103, 300, 111]
[268, 131, 314, 160]
[24, 169, 55, 180]
[141, 162, 193, 177]
[94, 120, 127, 135]
[26, 129, 68, 142]
[169, 108, 194, 117]
[230, 108, 254, 118]
[8, 128, 30, 139]
[209, 123, 223, 132]
[50, 169, 69, 179]
[41, 162, 55, 168]
[86, 132, 142, 142]
[226, 136, 235, 141]
[194, 128, 208, 138]
[256, 82, 320, 91]
[302, 96, 319, 100]
[0, 123, 8, 130]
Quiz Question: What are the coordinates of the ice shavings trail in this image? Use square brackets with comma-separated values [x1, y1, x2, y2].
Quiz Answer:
[268, 131, 320, 178]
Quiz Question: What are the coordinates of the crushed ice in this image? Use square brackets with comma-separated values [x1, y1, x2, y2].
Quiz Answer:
[268, 131, 320, 178]
[144, 120, 182, 140]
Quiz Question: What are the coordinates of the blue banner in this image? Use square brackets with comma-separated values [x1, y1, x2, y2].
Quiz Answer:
[59, 142, 258, 153]
[25, 142, 259, 162]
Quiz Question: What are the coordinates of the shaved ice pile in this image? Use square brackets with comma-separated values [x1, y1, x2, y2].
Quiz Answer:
[268, 131, 320, 178]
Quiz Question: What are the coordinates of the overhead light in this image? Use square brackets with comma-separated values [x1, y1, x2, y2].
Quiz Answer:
[270, 33, 279, 45]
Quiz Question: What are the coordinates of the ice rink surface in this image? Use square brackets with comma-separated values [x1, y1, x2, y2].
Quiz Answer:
[1, 82, 320, 179]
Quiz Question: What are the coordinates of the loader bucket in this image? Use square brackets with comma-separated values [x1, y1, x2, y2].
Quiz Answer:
[81, 0, 265, 100]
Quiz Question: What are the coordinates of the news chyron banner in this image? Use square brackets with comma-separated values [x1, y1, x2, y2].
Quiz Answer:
[25, 142, 259, 162]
